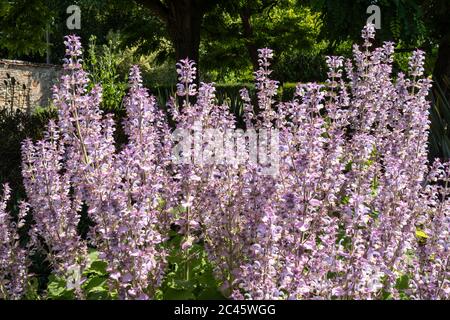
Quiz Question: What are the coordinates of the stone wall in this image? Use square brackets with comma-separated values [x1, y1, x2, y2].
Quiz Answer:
[0, 59, 61, 113]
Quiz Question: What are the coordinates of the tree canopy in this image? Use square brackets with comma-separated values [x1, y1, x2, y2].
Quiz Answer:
[0, 0, 449, 86]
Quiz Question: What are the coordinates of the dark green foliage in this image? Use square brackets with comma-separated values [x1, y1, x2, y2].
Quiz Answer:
[422, 0, 450, 40]
[85, 34, 128, 112]
[201, 0, 324, 83]
[0, 0, 167, 63]
[0, 108, 57, 197]
[429, 77, 450, 161]
[0, 0, 52, 58]
[311, 0, 426, 45]
[149, 83, 256, 118]
[278, 82, 297, 102]
[273, 50, 328, 83]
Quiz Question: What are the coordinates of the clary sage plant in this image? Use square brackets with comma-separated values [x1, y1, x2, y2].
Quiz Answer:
[1, 24, 448, 300]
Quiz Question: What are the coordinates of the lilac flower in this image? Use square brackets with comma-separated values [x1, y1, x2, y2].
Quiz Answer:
[0, 184, 29, 299]
[20, 36, 170, 299]
[362, 23, 376, 47]
[409, 50, 426, 78]
[21, 123, 87, 279]
[176, 58, 197, 97]
[63, 35, 83, 70]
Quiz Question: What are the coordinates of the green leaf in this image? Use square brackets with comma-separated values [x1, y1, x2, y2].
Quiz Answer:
[47, 275, 75, 300]
[88, 261, 108, 275]
[172, 279, 195, 291]
[344, 161, 353, 172]
[395, 274, 410, 291]
[82, 275, 107, 293]
[341, 195, 350, 205]
[24, 277, 41, 300]
[88, 249, 100, 263]
[197, 287, 226, 300]
[164, 288, 196, 300]
[86, 289, 111, 300]
[382, 291, 393, 300]
[83, 249, 108, 276]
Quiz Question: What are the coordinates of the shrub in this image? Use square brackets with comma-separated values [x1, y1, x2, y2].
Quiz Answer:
[1, 24, 448, 300]
[85, 34, 128, 112]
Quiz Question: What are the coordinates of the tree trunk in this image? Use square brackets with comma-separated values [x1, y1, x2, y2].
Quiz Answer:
[240, 10, 259, 72]
[166, 1, 202, 65]
[433, 33, 450, 98]
[136, 0, 205, 79]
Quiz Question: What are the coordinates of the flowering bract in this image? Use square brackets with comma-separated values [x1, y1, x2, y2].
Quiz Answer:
[0, 184, 29, 299]
[0, 25, 448, 300]
[21, 36, 170, 299]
